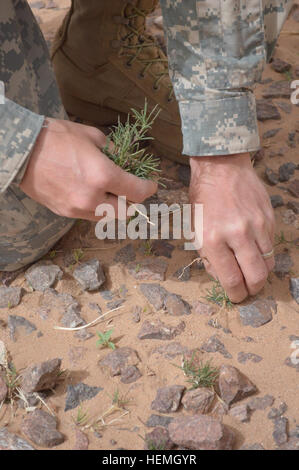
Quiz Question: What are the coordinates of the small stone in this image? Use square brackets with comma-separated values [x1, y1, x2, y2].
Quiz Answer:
[273, 417, 288, 446]
[100, 290, 113, 301]
[270, 195, 284, 208]
[271, 58, 291, 73]
[262, 81, 291, 99]
[0, 427, 34, 450]
[73, 259, 105, 291]
[263, 128, 281, 139]
[151, 385, 185, 413]
[127, 259, 168, 281]
[21, 358, 62, 394]
[279, 162, 297, 182]
[164, 293, 191, 316]
[114, 243, 136, 263]
[201, 335, 232, 359]
[192, 301, 216, 316]
[74, 325, 94, 342]
[38, 288, 79, 320]
[106, 298, 125, 310]
[132, 305, 141, 323]
[210, 400, 229, 418]
[229, 403, 250, 422]
[8, 315, 37, 342]
[247, 394, 274, 411]
[138, 319, 185, 340]
[288, 179, 299, 198]
[177, 165, 191, 187]
[120, 365, 142, 384]
[278, 437, 299, 450]
[289, 278, 299, 304]
[151, 342, 189, 359]
[268, 402, 288, 419]
[274, 252, 294, 279]
[181, 388, 215, 414]
[73, 429, 89, 450]
[0, 286, 22, 308]
[288, 131, 297, 147]
[65, 383, 103, 411]
[287, 200, 299, 214]
[99, 347, 139, 376]
[60, 306, 84, 329]
[265, 167, 279, 185]
[239, 298, 277, 328]
[151, 240, 175, 258]
[25, 261, 63, 291]
[217, 365, 257, 406]
[0, 375, 7, 402]
[146, 414, 174, 428]
[21, 409, 64, 448]
[144, 427, 175, 450]
[284, 356, 299, 372]
[282, 209, 297, 225]
[168, 415, 235, 450]
[237, 352, 263, 364]
[173, 266, 191, 282]
[256, 100, 281, 121]
[139, 283, 168, 310]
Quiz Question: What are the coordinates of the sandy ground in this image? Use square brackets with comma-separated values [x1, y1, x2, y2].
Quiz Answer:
[0, 0, 298, 451]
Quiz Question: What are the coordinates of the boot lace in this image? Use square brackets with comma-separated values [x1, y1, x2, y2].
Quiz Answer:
[117, 5, 174, 102]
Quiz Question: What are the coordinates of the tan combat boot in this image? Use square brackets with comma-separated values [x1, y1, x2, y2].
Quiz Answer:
[51, 0, 187, 165]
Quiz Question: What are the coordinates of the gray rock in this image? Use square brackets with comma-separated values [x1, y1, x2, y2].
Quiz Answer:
[127, 258, 168, 281]
[265, 167, 279, 185]
[132, 305, 141, 323]
[99, 347, 139, 376]
[0, 427, 34, 450]
[284, 356, 299, 372]
[262, 81, 291, 99]
[270, 195, 284, 208]
[146, 414, 174, 428]
[271, 58, 291, 73]
[73, 259, 105, 291]
[8, 315, 37, 342]
[164, 293, 191, 316]
[263, 128, 281, 139]
[25, 261, 63, 291]
[278, 101, 292, 114]
[181, 388, 215, 414]
[287, 200, 299, 214]
[239, 298, 277, 328]
[114, 243, 136, 263]
[138, 319, 185, 340]
[21, 358, 62, 394]
[288, 131, 297, 147]
[151, 342, 189, 359]
[177, 165, 191, 187]
[38, 288, 79, 319]
[151, 240, 175, 258]
[268, 402, 288, 419]
[106, 298, 126, 310]
[278, 437, 299, 450]
[168, 415, 235, 450]
[256, 100, 281, 121]
[289, 278, 299, 304]
[273, 417, 288, 446]
[65, 383, 103, 411]
[151, 385, 185, 413]
[229, 403, 250, 422]
[144, 426, 175, 450]
[173, 266, 191, 282]
[193, 301, 216, 316]
[247, 394, 275, 411]
[279, 162, 297, 182]
[73, 429, 89, 451]
[60, 308, 84, 329]
[217, 365, 257, 406]
[288, 179, 299, 198]
[201, 335, 232, 359]
[139, 283, 168, 310]
[237, 352, 263, 364]
[0, 375, 7, 402]
[21, 409, 64, 448]
[0, 286, 23, 308]
[120, 365, 142, 384]
[274, 253, 294, 279]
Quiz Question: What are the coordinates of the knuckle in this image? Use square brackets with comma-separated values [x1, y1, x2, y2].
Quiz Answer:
[225, 272, 243, 290]
[204, 230, 222, 248]
[254, 215, 266, 232]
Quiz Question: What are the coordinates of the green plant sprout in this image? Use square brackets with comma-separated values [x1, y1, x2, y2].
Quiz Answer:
[72, 404, 89, 427]
[96, 329, 116, 350]
[175, 353, 219, 390]
[204, 279, 233, 309]
[102, 100, 161, 182]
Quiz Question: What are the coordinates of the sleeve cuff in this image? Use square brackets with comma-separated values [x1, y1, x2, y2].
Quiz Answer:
[179, 92, 260, 157]
[0, 98, 44, 193]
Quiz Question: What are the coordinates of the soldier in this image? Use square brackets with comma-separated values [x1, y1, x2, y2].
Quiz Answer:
[0, 1, 293, 302]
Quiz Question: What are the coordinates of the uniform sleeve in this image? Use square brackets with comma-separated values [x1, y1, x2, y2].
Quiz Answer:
[0, 97, 44, 193]
[159, 0, 267, 157]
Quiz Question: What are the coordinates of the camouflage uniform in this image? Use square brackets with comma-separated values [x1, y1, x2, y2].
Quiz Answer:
[0, 0, 294, 271]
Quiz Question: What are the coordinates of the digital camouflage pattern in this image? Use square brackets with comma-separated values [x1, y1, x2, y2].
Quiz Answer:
[0, 0, 294, 270]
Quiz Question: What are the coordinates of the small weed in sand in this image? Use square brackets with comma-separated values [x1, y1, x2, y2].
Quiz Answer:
[275, 231, 298, 248]
[96, 329, 116, 350]
[176, 353, 219, 390]
[143, 240, 153, 256]
[73, 405, 89, 427]
[204, 280, 233, 309]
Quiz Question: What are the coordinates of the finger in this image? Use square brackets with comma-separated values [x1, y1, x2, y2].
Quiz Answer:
[254, 225, 275, 273]
[205, 242, 248, 303]
[104, 159, 158, 203]
[231, 240, 269, 296]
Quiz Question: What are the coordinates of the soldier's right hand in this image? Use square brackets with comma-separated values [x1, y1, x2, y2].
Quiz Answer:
[19, 118, 157, 220]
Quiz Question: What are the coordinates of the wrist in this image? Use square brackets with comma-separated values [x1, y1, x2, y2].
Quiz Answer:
[190, 153, 252, 177]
